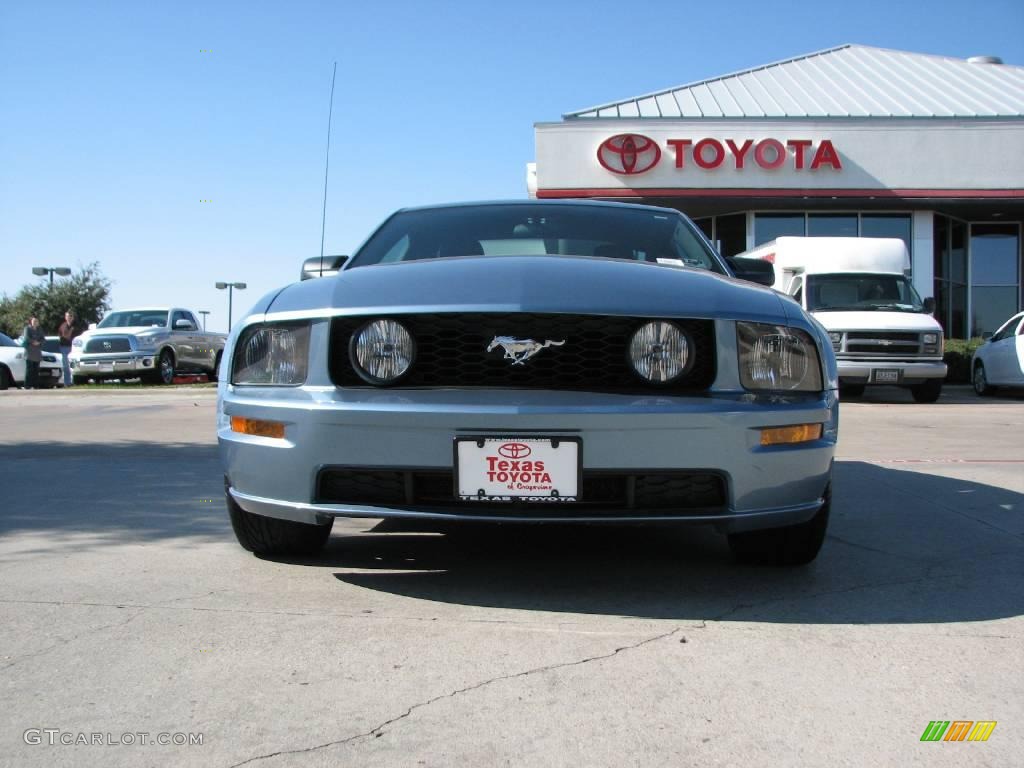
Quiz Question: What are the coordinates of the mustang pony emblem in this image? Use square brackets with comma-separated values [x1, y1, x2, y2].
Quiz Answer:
[487, 336, 566, 366]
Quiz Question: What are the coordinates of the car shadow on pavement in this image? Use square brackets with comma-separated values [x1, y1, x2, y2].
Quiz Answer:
[0, 442, 229, 545]
[321, 460, 1024, 625]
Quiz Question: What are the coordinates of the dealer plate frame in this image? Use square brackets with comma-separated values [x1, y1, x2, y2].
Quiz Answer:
[452, 435, 583, 503]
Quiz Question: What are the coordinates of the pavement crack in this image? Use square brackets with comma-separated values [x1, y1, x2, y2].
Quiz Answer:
[1, 607, 146, 670]
[224, 627, 684, 767]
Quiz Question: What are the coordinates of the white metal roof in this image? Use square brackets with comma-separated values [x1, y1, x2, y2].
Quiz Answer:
[564, 45, 1024, 119]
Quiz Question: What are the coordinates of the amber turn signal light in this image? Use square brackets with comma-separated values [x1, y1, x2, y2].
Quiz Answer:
[230, 416, 286, 439]
[759, 423, 823, 446]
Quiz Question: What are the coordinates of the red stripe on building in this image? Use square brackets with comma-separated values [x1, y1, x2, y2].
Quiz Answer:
[535, 188, 1024, 199]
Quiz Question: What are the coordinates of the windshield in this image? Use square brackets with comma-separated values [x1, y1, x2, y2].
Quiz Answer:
[807, 273, 925, 313]
[348, 204, 727, 273]
[97, 310, 169, 328]
[0, 333, 18, 347]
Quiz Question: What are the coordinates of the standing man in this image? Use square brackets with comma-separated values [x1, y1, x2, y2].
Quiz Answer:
[58, 309, 81, 387]
[22, 315, 45, 389]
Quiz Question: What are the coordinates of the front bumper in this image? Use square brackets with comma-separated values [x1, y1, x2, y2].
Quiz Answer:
[837, 359, 947, 384]
[219, 387, 838, 533]
[35, 363, 63, 387]
[71, 352, 156, 378]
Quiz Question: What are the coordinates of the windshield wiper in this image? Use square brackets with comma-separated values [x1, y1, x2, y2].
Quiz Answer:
[871, 303, 920, 312]
[813, 305, 869, 312]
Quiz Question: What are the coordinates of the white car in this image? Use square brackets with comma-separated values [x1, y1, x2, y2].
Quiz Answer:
[972, 312, 1024, 395]
[0, 332, 62, 389]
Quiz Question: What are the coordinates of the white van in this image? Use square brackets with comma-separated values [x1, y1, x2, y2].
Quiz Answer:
[737, 237, 947, 402]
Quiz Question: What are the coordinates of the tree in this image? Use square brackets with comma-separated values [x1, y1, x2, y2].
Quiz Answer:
[0, 263, 113, 338]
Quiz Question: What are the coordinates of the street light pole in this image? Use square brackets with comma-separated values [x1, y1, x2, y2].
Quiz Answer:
[32, 266, 71, 286]
[198, 311, 210, 331]
[214, 282, 247, 331]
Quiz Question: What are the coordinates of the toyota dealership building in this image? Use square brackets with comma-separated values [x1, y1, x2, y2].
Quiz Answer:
[530, 45, 1024, 339]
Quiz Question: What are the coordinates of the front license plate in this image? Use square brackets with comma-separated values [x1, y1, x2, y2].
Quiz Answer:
[455, 437, 580, 502]
[99, 364, 114, 373]
[873, 368, 901, 383]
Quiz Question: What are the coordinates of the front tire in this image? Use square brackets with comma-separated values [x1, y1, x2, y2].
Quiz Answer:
[208, 351, 223, 383]
[728, 486, 830, 566]
[911, 378, 943, 403]
[973, 363, 994, 396]
[226, 488, 333, 556]
[0, 366, 11, 390]
[157, 349, 175, 385]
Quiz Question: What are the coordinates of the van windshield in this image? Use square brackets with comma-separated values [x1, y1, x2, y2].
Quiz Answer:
[807, 273, 924, 313]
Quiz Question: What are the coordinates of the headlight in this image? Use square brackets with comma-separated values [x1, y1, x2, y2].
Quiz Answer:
[72, 338, 83, 348]
[349, 319, 415, 385]
[737, 322, 823, 392]
[232, 323, 310, 385]
[135, 335, 158, 351]
[628, 321, 692, 383]
[828, 331, 842, 351]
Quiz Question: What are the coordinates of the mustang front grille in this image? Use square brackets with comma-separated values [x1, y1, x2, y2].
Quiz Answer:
[329, 313, 716, 392]
[316, 467, 727, 517]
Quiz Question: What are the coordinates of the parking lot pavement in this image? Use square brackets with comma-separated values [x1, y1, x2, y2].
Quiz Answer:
[0, 388, 1021, 767]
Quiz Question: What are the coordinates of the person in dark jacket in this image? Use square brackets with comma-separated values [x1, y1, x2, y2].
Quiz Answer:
[57, 309, 82, 386]
[22, 316, 45, 389]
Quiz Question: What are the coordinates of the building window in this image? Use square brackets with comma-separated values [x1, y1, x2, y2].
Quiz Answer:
[862, 214, 912, 254]
[754, 212, 912, 251]
[807, 214, 858, 238]
[692, 217, 713, 241]
[933, 216, 968, 339]
[693, 213, 753, 257]
[716, 213, 746, 257]
[754, 214, 805, 245]
[970, 223, 1021, 338]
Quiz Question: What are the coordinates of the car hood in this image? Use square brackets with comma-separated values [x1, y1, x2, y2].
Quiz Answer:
[810, 311, 942, 332]
[264, 256, 788, 324]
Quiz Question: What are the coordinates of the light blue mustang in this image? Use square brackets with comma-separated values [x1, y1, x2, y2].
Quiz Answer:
[218, 200, 838, 565]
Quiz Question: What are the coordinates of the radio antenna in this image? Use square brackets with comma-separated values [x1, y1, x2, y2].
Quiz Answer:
[319, 61, 337, 262]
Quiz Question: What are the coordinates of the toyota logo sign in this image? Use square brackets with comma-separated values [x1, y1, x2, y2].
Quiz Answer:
[498, 442, 532, 459]
[597, 134, 661, 175]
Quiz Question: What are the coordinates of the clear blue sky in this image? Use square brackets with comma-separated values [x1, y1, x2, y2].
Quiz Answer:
[2, 0, 1022, 332]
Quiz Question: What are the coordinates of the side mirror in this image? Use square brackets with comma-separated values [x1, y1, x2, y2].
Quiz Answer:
[923, 297, 936, 314]
[88, 322, 97, 330]
[301, 255, 348, 281]
[725, 256, 775, 287]
[174, 319, 195, 330]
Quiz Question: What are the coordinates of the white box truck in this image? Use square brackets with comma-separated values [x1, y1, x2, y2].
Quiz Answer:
[736, 237, 947, 402]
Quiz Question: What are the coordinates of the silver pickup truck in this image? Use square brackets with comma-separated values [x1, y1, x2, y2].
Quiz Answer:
[70, 307, 227, 384]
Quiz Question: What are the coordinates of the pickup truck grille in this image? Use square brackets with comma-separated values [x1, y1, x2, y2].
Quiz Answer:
[84, 337, 132, 353]
[328, 313, 716, 393]
[834, 331, 934, 357]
